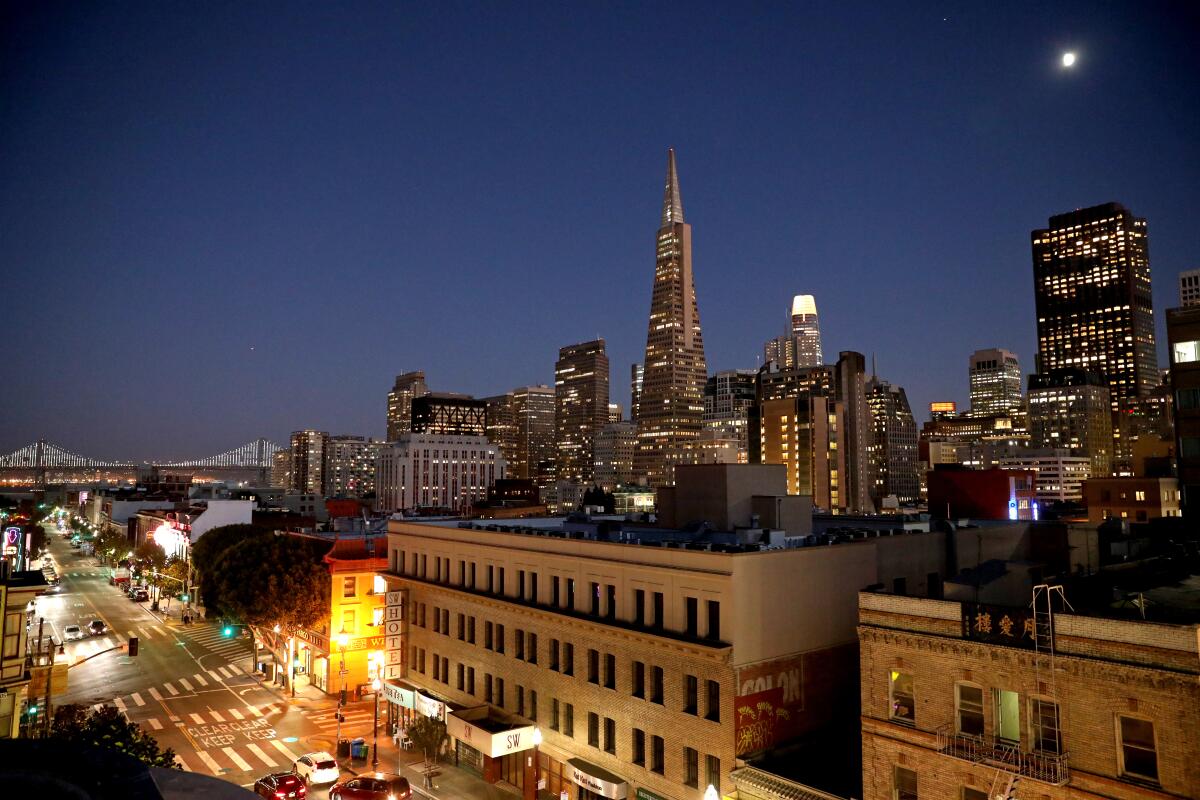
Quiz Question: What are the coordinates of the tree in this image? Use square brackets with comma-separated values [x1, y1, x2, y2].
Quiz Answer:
[190, 524, 271, 610]
[406, 714, 447, 770]
[50, 704, 179, 768]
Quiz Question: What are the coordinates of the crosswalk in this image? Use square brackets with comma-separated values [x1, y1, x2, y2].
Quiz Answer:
[95, 700, 287, 725]
[179, 624, 254, 662]
[304, 704, 375, 732]
[67, 622, 171, 658]
[174, 737, 303, 776]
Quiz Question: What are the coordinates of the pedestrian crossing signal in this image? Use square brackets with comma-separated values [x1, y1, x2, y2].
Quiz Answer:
[129, 636, 139, 657]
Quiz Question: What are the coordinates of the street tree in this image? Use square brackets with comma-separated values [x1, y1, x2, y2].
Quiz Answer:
[50, 704, 180, 769]
[406, 714, 447, 771]
[190, 524, 271, 610]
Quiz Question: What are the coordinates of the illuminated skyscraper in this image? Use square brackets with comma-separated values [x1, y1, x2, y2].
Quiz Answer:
[289, 429, 328, 494]
[1032, 202, 1158, 412]
[386, 371, 429, 441]
[629, 363, 644, 422]
[555, 340, 610, 483]
[968, 348, 1022, 416]
[865, 376, 919, 506]
[763, 295, 823, 369]
[634, 149, 707, 486]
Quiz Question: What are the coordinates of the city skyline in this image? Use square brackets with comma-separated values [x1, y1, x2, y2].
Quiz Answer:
[4, 4, 1200, 460]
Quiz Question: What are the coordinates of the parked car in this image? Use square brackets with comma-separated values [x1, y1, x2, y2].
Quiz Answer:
[292, 753, 340, 785]
[131, 589, 149, 602]
[87, 619, 107, 636]
[70, 540, 81, 548]
[63, 625, 85, 641]
[253, 772, 307, 799]
[328, 772, 410, 800]
[126, 583, 146, 597]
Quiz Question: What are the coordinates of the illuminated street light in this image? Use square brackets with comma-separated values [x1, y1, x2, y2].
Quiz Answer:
[705, 786, 719, 800]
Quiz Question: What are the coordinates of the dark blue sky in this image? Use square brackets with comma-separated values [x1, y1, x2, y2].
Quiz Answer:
[3, 2, 1199, 461]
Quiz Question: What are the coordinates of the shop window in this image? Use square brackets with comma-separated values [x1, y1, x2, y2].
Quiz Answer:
[894, 766, 917, 800]
[684, 747, 698, 787]
[956, 683, 984, 737]
[651, 735, 664, 774]
[1118, 715, 1159, 782]
[889, 670, 915, 724]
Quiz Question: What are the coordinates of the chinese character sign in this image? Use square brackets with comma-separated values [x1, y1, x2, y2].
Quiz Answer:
[961, 603, 1037, 650]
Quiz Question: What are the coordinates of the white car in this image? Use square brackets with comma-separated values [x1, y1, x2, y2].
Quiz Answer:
[293, 752, 339, 785]
[63, 625, 85, 641]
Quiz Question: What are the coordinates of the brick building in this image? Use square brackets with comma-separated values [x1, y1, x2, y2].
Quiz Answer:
[858, 590, 1200, 800]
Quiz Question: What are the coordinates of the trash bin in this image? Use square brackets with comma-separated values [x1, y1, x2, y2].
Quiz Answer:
[337, 739, 351, 758]
[350, 737, 366, 759]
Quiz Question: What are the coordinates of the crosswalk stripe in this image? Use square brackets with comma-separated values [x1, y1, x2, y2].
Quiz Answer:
[147, 718, 163, 730]
[227, 663, 243, 674]
[217, 666, 233, 679]
[179, 678, 194, 692]
[222, 747, 252, 771]
[209, 710, 225, 722]
[152, 625, 167, 635]
[246, 705, 264, 717]
[207, 669, 222, 682]
[126, 630, 136, 639]
[149, 688, 163, 701]
[113, 697, 126, 712]
[164, 682, 179, 696]
[192, 673, 208, 686]
[131, 692, 145, 707]
[269, 739, 301, 762]
[92, 703, 103, 712]
[195, 750, 222, 775]
[246, 743, 278, 768]
[175, 754, 192, 772]
[190, 713, 206, 724]
[137, 628, 151, 639]
[228, 708, 244, 720]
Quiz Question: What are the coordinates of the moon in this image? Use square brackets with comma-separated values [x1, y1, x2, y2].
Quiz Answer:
[1062, 52, 1077, 68]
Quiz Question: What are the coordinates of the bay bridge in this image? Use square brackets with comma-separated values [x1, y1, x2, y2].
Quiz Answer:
[0, 438, 283, 487]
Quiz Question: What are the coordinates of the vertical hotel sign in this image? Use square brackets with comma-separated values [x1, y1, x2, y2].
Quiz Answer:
[384, 590, 407, 680]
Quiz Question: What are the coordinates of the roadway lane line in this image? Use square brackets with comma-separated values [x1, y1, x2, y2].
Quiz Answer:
[147, 718, 163, 730]
[192, 673, 208, 686]
[246, 743, 277, 768]
[131, 692, 145, 707]
[149, 688, 164, 701]
[164, 682, 179, 696]
[195, 750, 222, 775]
[268, 739, 300, 762]
[179, 678, 194, 692]
[189, 713, 206, 724]
[227, 708, 244, 720]
[222, 747, 252, 771]
[209, 710, 225, 722]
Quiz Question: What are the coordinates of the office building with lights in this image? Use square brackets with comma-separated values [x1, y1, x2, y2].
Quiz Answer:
[763, 295, 823, 370]
[1027, 369, 1112, 478]
[375, 434, 505, 514]
[1167, 305, 1200, 516]
[635, 149, 708, 486]
[412, 394, 488, 437]
[289, 430, 329, 494]
[323, 435, 381, 498]
[704, 369, 757, 463]
[1032, 203, 1158, 467]
[630, 364, 644, 423]
[968, 349, 1022, 417]
[866, 376, 920, 506]
[929, 402, 957, 421]
[387, 371, 430, 441]
[593, 422, 637, 490]
[555, 340, 610, 484]
[1179, 269, 1200, 308]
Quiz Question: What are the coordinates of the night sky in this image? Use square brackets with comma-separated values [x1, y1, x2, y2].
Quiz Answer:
[3, 2, 1199, 461]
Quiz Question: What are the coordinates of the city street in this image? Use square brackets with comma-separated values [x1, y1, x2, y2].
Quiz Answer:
[37, 529, 394, 796]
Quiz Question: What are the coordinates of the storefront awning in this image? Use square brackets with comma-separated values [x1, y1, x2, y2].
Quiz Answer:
[568, 757, 629, 800]
[447, 704, 536, 758]
[382, 679, 447, 720]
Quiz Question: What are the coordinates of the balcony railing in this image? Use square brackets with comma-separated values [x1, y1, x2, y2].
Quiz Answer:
[936, 725, 1069, 785]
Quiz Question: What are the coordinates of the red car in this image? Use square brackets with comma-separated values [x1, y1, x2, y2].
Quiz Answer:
[253, 772, 307, 799]
[329, 772, 411, 800]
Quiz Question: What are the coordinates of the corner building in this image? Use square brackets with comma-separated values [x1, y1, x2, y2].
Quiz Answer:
[858, 591, 1199, 800]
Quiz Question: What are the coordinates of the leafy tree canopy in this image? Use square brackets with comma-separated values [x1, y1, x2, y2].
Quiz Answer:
[51, 704, 179, 769]
[211, 535, 330, 632]
[406, 714, 447, 764]
[191, 524, 272, 609]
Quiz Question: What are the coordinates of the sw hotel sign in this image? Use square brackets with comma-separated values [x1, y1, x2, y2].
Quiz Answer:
[446, 713, 535, 758]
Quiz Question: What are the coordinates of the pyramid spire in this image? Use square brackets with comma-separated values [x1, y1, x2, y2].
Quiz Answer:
[660, 148, 684, 227]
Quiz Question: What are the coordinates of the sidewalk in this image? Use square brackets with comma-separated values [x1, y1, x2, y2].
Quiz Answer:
[347, 734, 520, 800]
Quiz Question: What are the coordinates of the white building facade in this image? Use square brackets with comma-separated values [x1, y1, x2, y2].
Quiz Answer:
[375, 434, 505, 514]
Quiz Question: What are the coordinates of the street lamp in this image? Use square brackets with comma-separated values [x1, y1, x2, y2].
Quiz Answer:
[371, 676, 382, 770]
[336, 630, 348, 748]
[705, 785, 719, 800]
[531, 727, 543, 800]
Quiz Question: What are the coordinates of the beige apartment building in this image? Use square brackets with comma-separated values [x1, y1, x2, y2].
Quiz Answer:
[858, 590, 1200, 800]
[378, 465, 946, 800]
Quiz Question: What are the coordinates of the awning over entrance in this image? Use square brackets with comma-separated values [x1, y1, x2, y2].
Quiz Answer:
[447, 704, 536, 759]
[381, 679, 447, 720]
[568, 757, 629, 800]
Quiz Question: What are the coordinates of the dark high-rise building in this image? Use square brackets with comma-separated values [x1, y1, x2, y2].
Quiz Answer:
[411, 394, 487, 437]
[629, 363, 644, 423]
[386, 371, 429, 441]
[289, 429, 328, 494]
[634, 149, 708, 486]
[1168, 306, 1200, 516]
[866, 376, 920, 506]
[555, 340, 610, 483]
[1032, 203, 1158, 464]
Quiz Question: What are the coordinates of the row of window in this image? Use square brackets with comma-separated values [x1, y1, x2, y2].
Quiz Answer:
[392, 550, 721, 639]
[887, 672, 1160, 782]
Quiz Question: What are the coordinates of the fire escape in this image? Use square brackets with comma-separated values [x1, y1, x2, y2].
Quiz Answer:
[936, 585, 1071, 791]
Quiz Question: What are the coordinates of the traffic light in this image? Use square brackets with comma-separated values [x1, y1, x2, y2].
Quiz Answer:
[222, 625, 234, 637]
[27, 704, 38, 716]
[128, 636, 139, 657]
[340, 688, 347, 706]
[180, 593, 189, 602]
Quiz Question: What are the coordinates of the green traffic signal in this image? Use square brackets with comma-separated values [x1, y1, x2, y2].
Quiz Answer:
[222, 626, 233, 637]
[27, 704, 38, 715]
[181, 593, 189, 602]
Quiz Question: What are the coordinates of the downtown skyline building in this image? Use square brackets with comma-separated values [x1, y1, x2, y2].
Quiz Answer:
[485, 386, 557, 491]
[386, 371, 429, 441]
[763, 294, 823, 370]
[1027, 368, 1113, 478]
[865, 375, 920, 506]
[634, 149, 708, 486]
[555, 339, 610, 484]
[703, 369, 757, 464]
[968, 348, 1022, 417]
